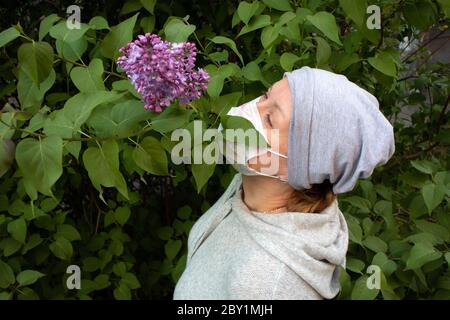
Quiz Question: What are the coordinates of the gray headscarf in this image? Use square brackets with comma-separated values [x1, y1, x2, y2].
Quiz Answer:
[283, 66, 395, 194]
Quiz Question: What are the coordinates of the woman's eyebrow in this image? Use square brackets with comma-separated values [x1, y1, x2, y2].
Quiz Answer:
[267, 85, 284, 118]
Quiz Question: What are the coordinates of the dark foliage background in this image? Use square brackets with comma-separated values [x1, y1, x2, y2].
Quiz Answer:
[0, 0, 449, 300]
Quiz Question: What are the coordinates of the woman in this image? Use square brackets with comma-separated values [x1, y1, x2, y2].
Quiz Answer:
[173, 66, 395, 300]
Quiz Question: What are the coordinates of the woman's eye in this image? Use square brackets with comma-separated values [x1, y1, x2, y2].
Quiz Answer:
[261, 90, 268, 99]
[265, 114, 273, 127]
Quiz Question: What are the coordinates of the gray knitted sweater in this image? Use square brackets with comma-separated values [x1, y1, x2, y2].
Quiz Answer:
[173, 173, 349, 300]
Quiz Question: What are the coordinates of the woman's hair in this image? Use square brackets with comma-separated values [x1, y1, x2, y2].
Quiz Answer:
[286, 179, 336, 213]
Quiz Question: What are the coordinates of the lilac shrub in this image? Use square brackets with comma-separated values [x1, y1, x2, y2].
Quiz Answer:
[117, 33, 209, 112]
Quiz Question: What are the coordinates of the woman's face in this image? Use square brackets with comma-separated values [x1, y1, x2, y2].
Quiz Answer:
[247, 77, 292, 179]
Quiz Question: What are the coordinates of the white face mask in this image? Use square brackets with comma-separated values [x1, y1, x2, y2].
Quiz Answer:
[218, 96, 288, 182]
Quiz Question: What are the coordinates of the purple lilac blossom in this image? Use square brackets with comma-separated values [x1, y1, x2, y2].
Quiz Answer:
[117, 33, 209, 112]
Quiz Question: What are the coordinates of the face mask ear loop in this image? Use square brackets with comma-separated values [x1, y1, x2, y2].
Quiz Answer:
[268, 149, 288, 159]
[247, 167, 289, 182]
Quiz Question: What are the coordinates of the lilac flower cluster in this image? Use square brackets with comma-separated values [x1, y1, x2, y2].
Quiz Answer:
[117, 33, 209, 112]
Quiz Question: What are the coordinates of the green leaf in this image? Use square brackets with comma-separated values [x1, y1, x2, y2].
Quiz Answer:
[406, 242, 442, 270]
[342, 196, 372, 213]
[44, 91, 122, 138]
[16, 270, 45, 287]
[49, 235, 73, 260]
[403, 0, 438, 31]
[101, 13, 139, 59]
[0, 139, 15, 178]
[88, 16, 110, 30]
[237, 15, 271, 38]
[380, 272, 400, 300]
[88, 99, 155, 138]
[277, 11, 297, 25]
[70, 58, 106, 92]
[157, 226, 174, 240]
[237, 1, 260, 24]
[56, 224, 81, 241]
[260, 25, 280, 49]
[437, 0, 450, 17]
[0, 260, 15, 289]
[151, 107, 192, 134]
[15, 136, 63, 197]
[367, 51, 397, 78]
[55, 36, 87, 62]
[260, 12, 295, 49]
[306, 12, 342, 45]
[242, 61, 267, 85]
[346, 257, 365, 274]
[411, 159, 438, 174]
[172, 254, 187, 283]
[205, 64, 240, 98]
[83, 257, 102, 272]
[121, 272, 141, 289]
[422, 183, 446, 214]
[339, 0, 367, 27]
[351, 275, 380, 300]
[140, 15, 156, 33]
[18, 42, 54, 87]
[262, 0, 292, 11]
[0, 113, 16, 140]
[120, 0, 142, 15]
[82, 139, 128, 202]
[164, 18, 196, 43]
[114, 206, 131, 226]
[373, 200, 395, 230]
[315, 36, 331, 66]
[22, 234, 43, 254]
[206, 74, 225, 98]
[0, 27, 20, 48]
[113, 283, 131, 300]
[140, 0, 156, 14]
[415, 219, 449, 243]
[372, 252, 397, 276]
[280, 52, 300, 71]
[177, 206, 192, 220]
[347, 217, 363, 245]
[335, 52, 360, 72]
[17, 67, 56, 110]
[192, 163, 216, 193]
[408, 194, 428, 220]
[132, 136, 168, 176]
[39, 14, 61, 41]
[49, 21, 90, 42]
[362, 236, 388, 253]
[2, 238, 22, 257]
[0, 292, 12, 300]
[165, 239, 182, 261]
[210, 36, 244, 65]
[112, 262, 127, 276]
[101, 270, 117, 287]
[7, 218, 27, 244]
[211, 92, 242, 114]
